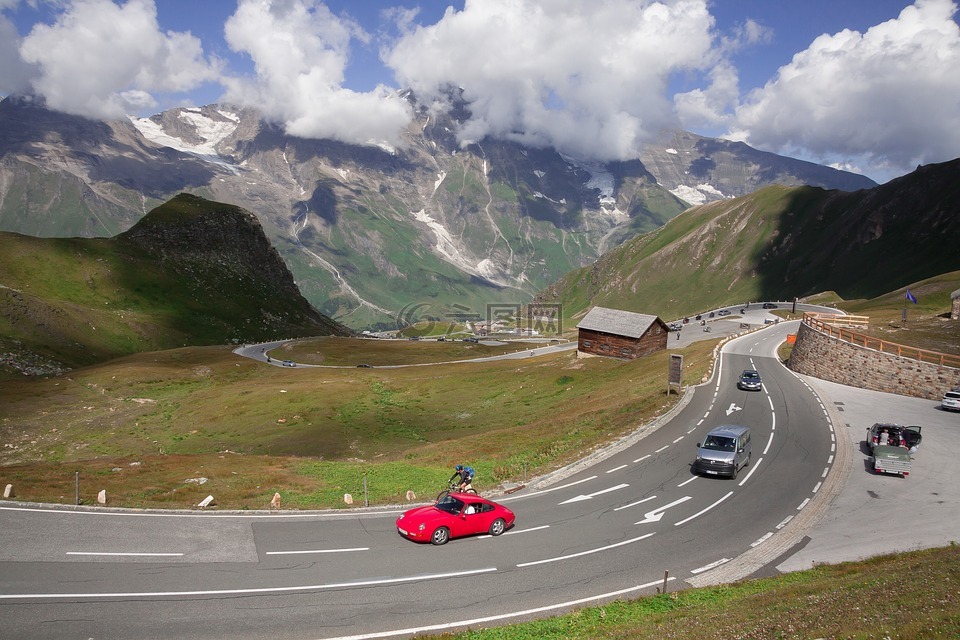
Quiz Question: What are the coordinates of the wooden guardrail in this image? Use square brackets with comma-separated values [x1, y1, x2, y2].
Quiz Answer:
[802, 313, 960, 368]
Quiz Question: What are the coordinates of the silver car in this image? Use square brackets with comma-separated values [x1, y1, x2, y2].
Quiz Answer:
[737, 369, 762, 391]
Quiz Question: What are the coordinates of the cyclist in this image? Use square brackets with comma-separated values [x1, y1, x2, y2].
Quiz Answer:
[449, 464, 476, 493]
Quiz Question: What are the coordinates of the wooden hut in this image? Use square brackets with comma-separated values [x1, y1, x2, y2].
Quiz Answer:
[576, 306, 669, 359]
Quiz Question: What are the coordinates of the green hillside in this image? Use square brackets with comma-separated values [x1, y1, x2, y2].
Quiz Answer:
[537, 159, 960, 324]
[0, 194, 348, 376]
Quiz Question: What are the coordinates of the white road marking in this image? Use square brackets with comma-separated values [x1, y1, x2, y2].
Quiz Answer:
[678, 476, 697, 488]
[675, 491, 733, 526]
[776, 515, 794, 529]
[672, 436, 684, 444]
[0, 567, 498, 600]
[0, 505, 403, 519]
[633, 454, 651, 464]
[635, 496, 692, 525]
[498, 475, 598, 502]
[797, 498, 811, 510]
[751, 532, 773, 547]
[763, 432, 774, 455]
[66, 552, 183, 557]
[614, 496, 657, 511]
[812, 481, 823, 494]
[516, 533, 655, 567]
[559, 483, 629, 505]
[690, 557, 730, 574]
[737, 457, 762, 486]
[725, 402, 743, 416]
[318, 576, 676, 640]
[477, 525, 550, 539]
[266, 547, 368, 556]
[654, 445, 669, 453]
[606, 464, 628, 473]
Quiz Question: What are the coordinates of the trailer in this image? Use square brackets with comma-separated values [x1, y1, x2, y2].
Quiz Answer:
[872, 444, 912, 477]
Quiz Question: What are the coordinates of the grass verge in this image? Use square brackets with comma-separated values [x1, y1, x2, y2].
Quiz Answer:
[428, 544, 960, 639]
[0, 339, 715, 509]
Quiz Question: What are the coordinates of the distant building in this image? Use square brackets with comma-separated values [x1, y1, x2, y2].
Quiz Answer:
[952, 288, 960, 320]
[576, 306, 670, 359]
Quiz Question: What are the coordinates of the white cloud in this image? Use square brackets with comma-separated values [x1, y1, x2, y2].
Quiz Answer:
[222, 0, 412, 148]
[673, 60, 740, 130]
[385, 0, 719, 161]
[17, 0, 220, 119]
[731, 0, 960, 181]
[0, 12, 34, 95]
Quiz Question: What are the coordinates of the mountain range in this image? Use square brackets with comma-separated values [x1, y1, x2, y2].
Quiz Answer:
[0, 94, 875, 330]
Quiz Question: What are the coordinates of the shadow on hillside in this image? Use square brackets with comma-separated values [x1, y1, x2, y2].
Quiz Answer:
[754, 166, 960, 301]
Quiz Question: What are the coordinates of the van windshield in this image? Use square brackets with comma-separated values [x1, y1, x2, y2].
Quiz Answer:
[702, 435, 736, 451]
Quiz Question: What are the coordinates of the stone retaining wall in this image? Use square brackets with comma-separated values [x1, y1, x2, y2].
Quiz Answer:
[788, 321, 960, 400]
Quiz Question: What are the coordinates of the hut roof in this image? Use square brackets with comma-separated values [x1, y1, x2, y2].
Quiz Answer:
[576, 306, 661, 339]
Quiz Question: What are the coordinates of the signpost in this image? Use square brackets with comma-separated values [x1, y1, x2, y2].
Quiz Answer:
[668, 353, 683, 395]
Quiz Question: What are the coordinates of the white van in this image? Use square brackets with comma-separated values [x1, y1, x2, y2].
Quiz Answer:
[694, 425, 752, 479]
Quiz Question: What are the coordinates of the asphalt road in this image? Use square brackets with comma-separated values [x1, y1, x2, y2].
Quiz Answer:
[1, 303, 954, 639]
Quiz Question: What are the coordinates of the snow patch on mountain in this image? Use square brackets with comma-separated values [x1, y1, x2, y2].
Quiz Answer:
[670, 183, 727, 206]
[411, 209, 506, 285]
[130, 109, 240, 173]
[561, 155, 614, 199]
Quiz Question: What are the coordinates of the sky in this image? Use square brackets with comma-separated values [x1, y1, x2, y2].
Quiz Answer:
[2, 1, 959, 184]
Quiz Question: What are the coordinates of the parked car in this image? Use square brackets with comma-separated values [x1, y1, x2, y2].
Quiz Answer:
[282, 360, 295, 367]
[396, 492, 515, 545]
[865, 423, 922, 454]
[463, 337, 480, 343]
[717, 310, 731, 316]
[737, 369, 762, 391]
[356, 363, 373, 368]
[942, 389, 960, 412]
[762, 303, 778, 309]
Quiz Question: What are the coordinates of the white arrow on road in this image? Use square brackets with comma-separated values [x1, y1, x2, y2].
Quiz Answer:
[725, 402, 743, 416]
[635, 496, 692, 525]
[559, 483, 629, 505]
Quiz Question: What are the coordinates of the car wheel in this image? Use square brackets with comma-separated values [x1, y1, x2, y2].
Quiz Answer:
[430, 527, 450, 545]
[731, 463, 738, 480]
[489, 518, 506, 536]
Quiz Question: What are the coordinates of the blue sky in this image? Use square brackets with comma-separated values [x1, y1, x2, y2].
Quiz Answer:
[2, 1, 959, 183]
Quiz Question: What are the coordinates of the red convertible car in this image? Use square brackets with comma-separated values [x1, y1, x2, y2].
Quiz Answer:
[396, 492, 515, 545]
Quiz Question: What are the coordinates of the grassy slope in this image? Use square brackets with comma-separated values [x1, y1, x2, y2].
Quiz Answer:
[0, 195, 346, 374]
[429, 544, 960, 639]
[0, 339, 715, 509]
[540, 162, 960, 326]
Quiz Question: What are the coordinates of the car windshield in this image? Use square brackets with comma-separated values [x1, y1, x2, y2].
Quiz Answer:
[435, 494, 465, 515]
[946, 392, 960, 399]
[702, 435, 736, 451]
[741, 371, 759, 380]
